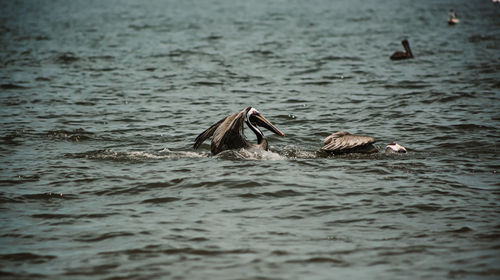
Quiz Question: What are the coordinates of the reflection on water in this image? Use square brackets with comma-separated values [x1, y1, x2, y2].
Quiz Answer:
[1, 0, 499, 279]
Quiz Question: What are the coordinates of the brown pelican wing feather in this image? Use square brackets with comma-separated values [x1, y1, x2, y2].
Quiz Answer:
[321, 131, 376, 152]
[211, 110, 248, 154]
[193, 116, 227, 149]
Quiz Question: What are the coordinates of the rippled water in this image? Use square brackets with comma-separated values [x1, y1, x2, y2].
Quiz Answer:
[1, 0, 499, 279]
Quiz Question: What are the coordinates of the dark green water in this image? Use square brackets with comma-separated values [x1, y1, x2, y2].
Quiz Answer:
[1, 0, 499, 279]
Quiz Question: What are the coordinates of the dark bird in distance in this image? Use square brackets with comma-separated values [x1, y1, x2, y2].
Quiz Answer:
[390, 39, 414, 60]
[194, 107, 285, 155]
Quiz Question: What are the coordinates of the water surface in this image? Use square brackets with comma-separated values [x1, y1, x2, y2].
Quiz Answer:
[1, 0, 499, 279]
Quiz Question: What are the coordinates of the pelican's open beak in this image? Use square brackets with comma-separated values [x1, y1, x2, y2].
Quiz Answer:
[251, 114, 285, 136]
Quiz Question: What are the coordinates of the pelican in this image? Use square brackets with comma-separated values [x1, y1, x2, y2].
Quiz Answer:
[390, 39, 414, 60]
[193, 107, 285, 155]
[320, 131, 407, 154]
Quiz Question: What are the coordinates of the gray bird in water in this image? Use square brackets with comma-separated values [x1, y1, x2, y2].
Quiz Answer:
[320, 131, 407, 154]
[194, 107, 285, 155]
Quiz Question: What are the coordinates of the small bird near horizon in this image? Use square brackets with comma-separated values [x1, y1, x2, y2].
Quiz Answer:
[448, 9, 460, 25]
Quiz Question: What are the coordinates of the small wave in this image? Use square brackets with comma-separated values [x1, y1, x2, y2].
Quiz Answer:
[68, 148, 207, 161]
[290, 68, 322, 76]
[419, 92, 476, 104]
[19, 192, 65, 200]
[158, 148, 208, 159]
[88, 55, 115, 61]
[0, 83, 28, 90]
[451, 123, 494, 131]
[191, 81, 224, 86]
[47, 128, 94, 142]
[347, 16, 372, 23]
[32, 212, 116, 219]
[87, 67, 117, 72]
[128, 23, 156, 31]
[280, 145, 317, 159]
[474, 232, 500, 241]
[318, 55, 363, 62]
[0, 253, 56, 264]
[54, 52, 79, 64]
[408, 203, 442, 212]
[204, 34, 223, 41]
[167, 49, 207, 57]
[203, 146, 410, 161]
[0, 174, 39, 186]
[326, 218, 376, 226]
[98, 246, 254, 257]
[238, 189, 303, 199]
[141, 196, 180, 204]
[377, 246, 430, 256]
[74, 231, 134, 242]
[247, 49, 276, 57]
[468, 34, 496, 43]
[448, 269, 500, 279]
[286, 257, 347, 265]
[220, 207, 260, 214]
[35, 76, 51, 82]
[215, 148, 284, 160]
[384, 81, 431, 89]
[322, 74, 349, 80]
[0, 130, 32, 146]
[94, 179, 185, 196]
[32, 213, 74, 219]
[35, 35, 50, 41]
[3, 192, 77, 203]
[297, 80, 334, 86]
[446, 227, 473, 233]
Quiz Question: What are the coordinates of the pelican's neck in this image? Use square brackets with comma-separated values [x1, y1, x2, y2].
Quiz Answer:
[246, 120, 264, 144]
[259, 137, 268, 150]
[403, 41, 413, 57]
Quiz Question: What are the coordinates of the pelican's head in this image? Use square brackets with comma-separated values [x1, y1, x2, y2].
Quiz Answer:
[385, 142, 407, 153]
[245, 107, 285, 137]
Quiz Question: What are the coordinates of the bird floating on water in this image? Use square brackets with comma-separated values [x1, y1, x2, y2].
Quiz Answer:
[390, 39, 414, 60]
[448, 9, 459, 25]
[319, 131, 407, 154]
[193, 107, 285, 155]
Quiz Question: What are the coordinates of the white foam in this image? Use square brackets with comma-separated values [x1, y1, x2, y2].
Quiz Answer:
[215, 148, 284, 160]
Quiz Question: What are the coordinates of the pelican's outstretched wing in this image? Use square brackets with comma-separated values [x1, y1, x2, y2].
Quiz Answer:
[193, 117, 227, 149]
[211, 110, 247, 154]
[321, 131, 376, 152]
